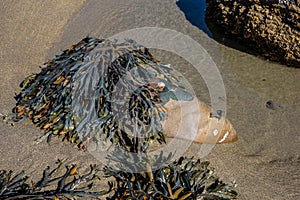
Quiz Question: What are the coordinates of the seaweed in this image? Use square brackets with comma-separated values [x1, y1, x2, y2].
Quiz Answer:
[0, 154, 237, 199]
[0, 36, 238, 199]
[104, 150, 237, 200]
[2, 36, 192, 152]
[0, 160, 110, 200]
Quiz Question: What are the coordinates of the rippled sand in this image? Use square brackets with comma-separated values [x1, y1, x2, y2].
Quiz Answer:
[0, 0, 299, 199]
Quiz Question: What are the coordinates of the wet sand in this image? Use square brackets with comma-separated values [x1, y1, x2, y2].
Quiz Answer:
[0, 0, 299, 199]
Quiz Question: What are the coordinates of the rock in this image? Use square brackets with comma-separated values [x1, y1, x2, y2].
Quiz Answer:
[206, 0, 300, 67]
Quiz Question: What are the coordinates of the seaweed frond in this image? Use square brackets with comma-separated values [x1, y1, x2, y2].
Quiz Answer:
[104, 150, 237, 199]
[0, 160, 110, 200]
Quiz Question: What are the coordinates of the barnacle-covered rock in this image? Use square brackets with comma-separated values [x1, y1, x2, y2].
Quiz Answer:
[206, 0, 300, 67]
[104, 149, 237, 199]
[4, 36, 192, 151]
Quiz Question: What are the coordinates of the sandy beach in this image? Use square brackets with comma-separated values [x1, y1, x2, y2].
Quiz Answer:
[0, 0, 299, 199]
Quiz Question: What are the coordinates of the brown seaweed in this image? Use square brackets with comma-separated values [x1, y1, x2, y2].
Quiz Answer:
[2, 36, 192, 151]
[104, 150, 237, 200]
[0, 36, 238, 200]
[0, 160, 110, 200]
[0, 153, 237, 200]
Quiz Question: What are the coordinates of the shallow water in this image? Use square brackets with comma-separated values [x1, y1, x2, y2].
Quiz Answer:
[176, 0, 212, 37]
[49, 1, 300, 198]
[0, 0, 299, 199]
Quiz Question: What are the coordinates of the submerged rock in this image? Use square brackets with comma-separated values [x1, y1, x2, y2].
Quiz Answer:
[206, 0, 300, 67]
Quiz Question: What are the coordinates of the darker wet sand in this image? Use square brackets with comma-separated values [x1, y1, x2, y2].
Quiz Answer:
[1, 0, 299, 199]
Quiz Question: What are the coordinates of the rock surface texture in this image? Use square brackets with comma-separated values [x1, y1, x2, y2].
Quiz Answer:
[206, 0, 300, 67]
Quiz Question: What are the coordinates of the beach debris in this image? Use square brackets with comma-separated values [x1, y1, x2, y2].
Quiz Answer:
[210, 110, 225, 120]
[104, 149, 238, 199]
[3, 36, 193, 151]
[163, 99, 237, 144]
[0, 160, 110, 200]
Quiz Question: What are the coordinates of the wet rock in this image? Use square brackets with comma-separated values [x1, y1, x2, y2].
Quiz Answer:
[206, 0, 300, 67]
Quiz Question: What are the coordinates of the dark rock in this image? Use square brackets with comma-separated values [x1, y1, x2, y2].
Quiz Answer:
[206, 0, 300, 67]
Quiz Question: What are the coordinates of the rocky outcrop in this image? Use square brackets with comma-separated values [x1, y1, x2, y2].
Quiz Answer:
[206, 0, 300, 67]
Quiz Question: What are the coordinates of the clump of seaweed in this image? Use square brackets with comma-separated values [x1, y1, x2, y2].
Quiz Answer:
[0, 154, 237, 200]
[0, 36, 238, 199]
[104, 150, 237, 199]
[2, 36, 192, 151]
[0, 160, 110, 199]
